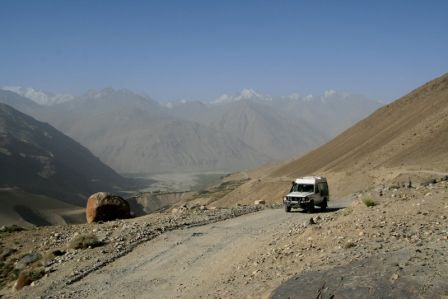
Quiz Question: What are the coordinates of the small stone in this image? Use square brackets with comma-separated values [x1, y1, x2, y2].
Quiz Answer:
[304, 218, 316, 227]
[390, 273, 399, 282]
[14, 252, 42, 270]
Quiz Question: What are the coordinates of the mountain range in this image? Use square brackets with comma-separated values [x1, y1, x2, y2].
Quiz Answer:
[0, 87, 382, 174]
[2, 73, 445, 226]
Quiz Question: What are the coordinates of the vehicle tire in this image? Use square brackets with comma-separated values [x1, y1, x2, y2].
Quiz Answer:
[284, 205, 291, 213]
[320, 198, 328, 211]
[307, 200, 315, 213]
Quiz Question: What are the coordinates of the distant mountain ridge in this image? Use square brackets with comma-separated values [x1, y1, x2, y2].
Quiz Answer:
[0, 87, 382, 174]
[166, 89, 381, 160]
[2, 85, 381, 107]
[2, 86, 74, 105]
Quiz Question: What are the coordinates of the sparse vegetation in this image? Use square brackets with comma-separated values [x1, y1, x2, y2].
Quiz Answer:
[0, 260, 18, 289]
[341, 206, 353, 216]
[344, 241, 356, 249]
[68, 234, 102, 249]
[14, 267, 44, 290]
[362, 197, 376, 207]
[42, 249, 65, 262]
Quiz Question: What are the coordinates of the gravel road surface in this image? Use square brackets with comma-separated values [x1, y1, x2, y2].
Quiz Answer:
[54, 207, 339, 299]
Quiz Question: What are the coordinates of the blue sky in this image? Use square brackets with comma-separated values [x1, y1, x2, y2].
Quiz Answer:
[1, 0, 447, 102]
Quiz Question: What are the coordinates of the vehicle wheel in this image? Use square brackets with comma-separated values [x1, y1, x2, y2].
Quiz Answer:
[320, 198, 328, 211]
[284, 205, 291, 213]
[307, 200, 315, 213]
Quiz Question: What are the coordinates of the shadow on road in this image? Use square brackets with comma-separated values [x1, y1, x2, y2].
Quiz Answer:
[287, 206, 344, 214]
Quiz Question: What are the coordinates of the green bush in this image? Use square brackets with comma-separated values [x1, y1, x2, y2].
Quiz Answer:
[362, 197, 376, 207]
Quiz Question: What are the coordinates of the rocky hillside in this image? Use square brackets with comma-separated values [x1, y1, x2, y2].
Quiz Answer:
[0, 103, 130, 226]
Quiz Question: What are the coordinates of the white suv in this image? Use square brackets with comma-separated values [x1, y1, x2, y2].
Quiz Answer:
[283, 176, 329, 212]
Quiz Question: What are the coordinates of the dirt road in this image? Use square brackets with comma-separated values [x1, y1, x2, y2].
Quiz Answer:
[51, 205, 345, 299]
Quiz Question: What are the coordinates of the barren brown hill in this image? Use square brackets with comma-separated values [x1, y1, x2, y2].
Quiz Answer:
[208, 73, 448, 206]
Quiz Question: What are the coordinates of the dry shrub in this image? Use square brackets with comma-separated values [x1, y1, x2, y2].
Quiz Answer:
[68, 234, 102, 249]
[14, 268, 44, 290]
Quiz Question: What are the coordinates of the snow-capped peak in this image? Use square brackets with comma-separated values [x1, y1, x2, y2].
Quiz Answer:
[2, 86, 74, 105]
[240, 88, 261, 99]
[212, 88, 271, 104]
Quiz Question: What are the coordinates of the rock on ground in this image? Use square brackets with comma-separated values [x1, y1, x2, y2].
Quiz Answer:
[86, 192, 130, 223]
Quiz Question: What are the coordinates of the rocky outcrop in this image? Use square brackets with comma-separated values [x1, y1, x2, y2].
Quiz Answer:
[86, 192, 130, 223]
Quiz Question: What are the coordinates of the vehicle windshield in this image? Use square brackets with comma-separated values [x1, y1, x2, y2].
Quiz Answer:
[290, 183, 314, 193]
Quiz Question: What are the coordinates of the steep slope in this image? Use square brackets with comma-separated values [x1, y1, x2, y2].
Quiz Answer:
[0, 103, 127, 208]
[209, 73, 448, 206]
[88, 119, 270, 174]
[205, 100, 325, 160]
[272, 72, 448, 177]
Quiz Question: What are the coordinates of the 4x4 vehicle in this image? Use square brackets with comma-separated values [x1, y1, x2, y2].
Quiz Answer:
[283, 176, 329, 212]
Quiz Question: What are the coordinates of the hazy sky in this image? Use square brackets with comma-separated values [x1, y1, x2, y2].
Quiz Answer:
[1, 0, 447, 101]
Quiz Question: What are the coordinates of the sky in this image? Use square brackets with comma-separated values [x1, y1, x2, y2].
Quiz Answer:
[0, 0, 447, 102]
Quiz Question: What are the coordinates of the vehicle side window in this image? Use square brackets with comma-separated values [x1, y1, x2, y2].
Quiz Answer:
[320, 183, 328, 195]
[315, 184, 319, 193]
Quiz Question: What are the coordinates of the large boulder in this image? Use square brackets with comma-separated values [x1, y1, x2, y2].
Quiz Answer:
[86, 192, 130, 223]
